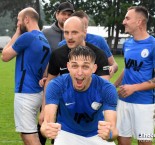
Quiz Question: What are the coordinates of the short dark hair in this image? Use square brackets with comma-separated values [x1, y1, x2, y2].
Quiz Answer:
[128, 6, 149, 22]
[71, 10, 89, 20]
[68, 46, 96, 63]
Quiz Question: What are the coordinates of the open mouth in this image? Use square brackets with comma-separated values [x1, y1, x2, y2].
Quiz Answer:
[74, 78, 85, 90]
[76, 78, 84, 85]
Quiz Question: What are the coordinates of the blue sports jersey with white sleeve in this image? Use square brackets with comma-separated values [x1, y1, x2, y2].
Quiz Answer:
[46, 74, 118, 137]
[120, 36, 155, 104]
[12, 30, 51, 93]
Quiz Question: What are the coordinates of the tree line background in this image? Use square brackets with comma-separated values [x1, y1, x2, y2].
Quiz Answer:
[0, 0, 155, 52]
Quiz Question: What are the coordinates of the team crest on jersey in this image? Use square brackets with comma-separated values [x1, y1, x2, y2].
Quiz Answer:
[91, 102, 102, 110]
[141, 49, 149, 58]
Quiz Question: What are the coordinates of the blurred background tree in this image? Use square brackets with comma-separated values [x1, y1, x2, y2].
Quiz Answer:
[0, 0, 44, 36]
[42, 0, 155, 52]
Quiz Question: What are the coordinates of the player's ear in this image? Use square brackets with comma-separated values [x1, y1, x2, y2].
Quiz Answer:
[55, 12, 59, 20]
[67, 62, 70, 72]
[92, 64, 97, 73]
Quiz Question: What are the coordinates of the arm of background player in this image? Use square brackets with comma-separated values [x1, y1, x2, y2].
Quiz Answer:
[108, 55, 118, 78]
[118, 69, 155, 98]
[39, 64, 49, 87]
[1, 26, 21, 61]
[39, 73, 57, 126]
[113, 70, 124, 88]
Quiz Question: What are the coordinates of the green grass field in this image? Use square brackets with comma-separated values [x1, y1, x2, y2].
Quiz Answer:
[0, 54, 139, 145]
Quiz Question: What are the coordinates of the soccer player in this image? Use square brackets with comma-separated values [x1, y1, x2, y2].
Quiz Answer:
[115, 6, 155, 145]
[39, 2, 74, 144]
[59, 10, 118, 77]
[1, 7, 50, 145]
[41, 46, 118, 145]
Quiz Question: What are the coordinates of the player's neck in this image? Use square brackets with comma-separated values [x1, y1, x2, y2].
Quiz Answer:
[27, 24, 40, 32]
[133, 31, 149, 41]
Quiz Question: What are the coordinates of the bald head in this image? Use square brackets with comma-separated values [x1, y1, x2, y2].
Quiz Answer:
[19, 7, 39, 22]
[17, 7, 40, 33]
[63, 16, 86, 49]
[64, 16, 85, 31]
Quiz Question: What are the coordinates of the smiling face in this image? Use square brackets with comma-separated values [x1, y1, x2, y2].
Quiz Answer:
[67, 55, 97, 91]
[122, 8, 146, 36]
[56, 10, 73, 29]
[122, 9, 139, 35]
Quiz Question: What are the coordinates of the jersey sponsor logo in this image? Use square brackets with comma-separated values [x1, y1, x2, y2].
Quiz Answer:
[65, 102, 75, 106]
[74, 112, 94, 123]
[60, 67, 67, 71]
[125, 58, 143, 71]
[141, 49, 149, 58]
[73, 103, 102, 124]
[91, 102, 102, 110]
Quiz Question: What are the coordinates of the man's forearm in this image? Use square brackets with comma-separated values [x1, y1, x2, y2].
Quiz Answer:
[133, 78, 155, 92]
[111, 62, 118, 74]
[114, 70, 124, 88]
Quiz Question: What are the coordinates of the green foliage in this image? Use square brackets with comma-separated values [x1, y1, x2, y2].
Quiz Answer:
[42, 0, 64, 24]
[0, 0, 38, 18]
[42, 0, 155, 49]
[43, 0, 130, 29]
[139, 0, 155, 36]
[0, 0, 44, 34]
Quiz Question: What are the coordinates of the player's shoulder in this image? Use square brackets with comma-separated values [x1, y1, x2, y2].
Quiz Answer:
[86, 33, 103, 42]
[20, 31, 32, 38]
[51, 74, 71, 88]
[92, 74, 110, 85]
[91, 75, 116, 93]
[86, 42, 101, 51]
[17, 31, 36, 44]
[58, 39, 66, 47]
[86, 42, 107, 57]
[86, 33, 102, 39]
[148, 35, 155, 43]
[22, 30, 43, 39]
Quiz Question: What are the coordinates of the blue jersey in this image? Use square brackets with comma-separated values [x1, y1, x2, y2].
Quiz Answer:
[46, 74, 117, 137]
[12, 30, 51, 93]
[120, 36, 155, 104]
[58, 33, 112, 58]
